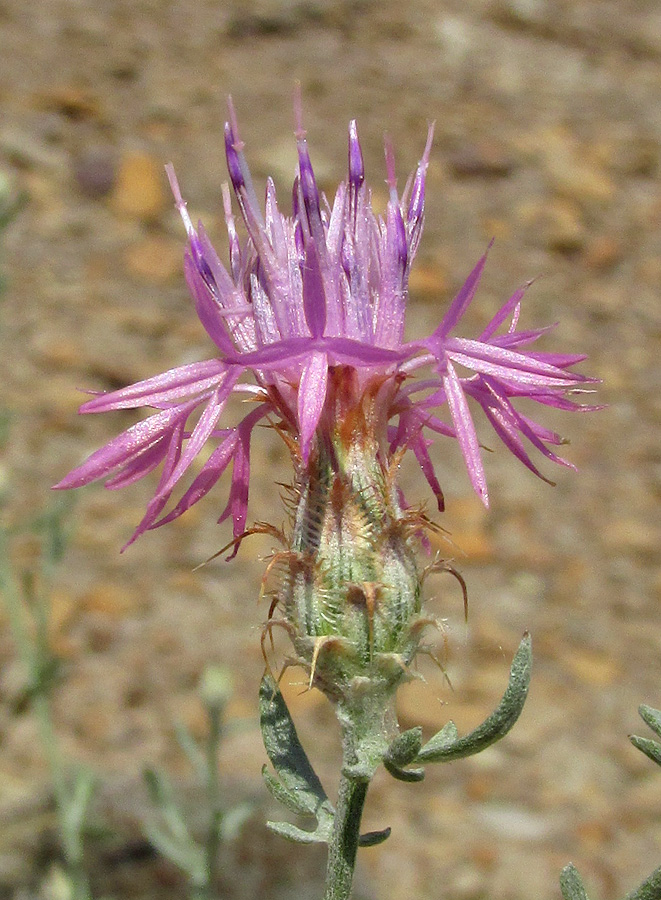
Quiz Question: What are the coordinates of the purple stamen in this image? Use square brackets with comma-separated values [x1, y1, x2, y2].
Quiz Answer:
[407, 123, 435, 228]
[224, 121, 245, 192]
[348, 120, 364, 190]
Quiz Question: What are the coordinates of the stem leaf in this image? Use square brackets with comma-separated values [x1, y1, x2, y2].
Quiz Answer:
[63, 770, 96, 844]
[220, 802, 254, 842]
[143, 767, 194, 848]
[259, 674, 334, 821]
[358, 827, 391, 847]
[385, 727, 423, 766]
[143, 821, 205, 882]
[638, 705, 661, 740]
[625, 864, 661, 900]
[174, 721, 207, 782]
[629, 735, 661, 767]
[266, 820, 331, 845]
[262, 765, 319, 817]
[383, 758, 425, 782]
[417, 633, 532, 763]
[560, 863, 591, 900]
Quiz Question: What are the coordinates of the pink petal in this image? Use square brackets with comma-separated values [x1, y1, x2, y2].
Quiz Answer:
[79, 360, 228, 413]
[104, 436, 171, 490]
[53, 401, 199, 490]
[410, 432, 444, 511]
[153, 431, 240, 527]
[302, 237, 327, 339]
[433, 245, 491, 341]
[122, 420, 186, 549]
[443, 360, 488, 505]
[184, 254, 236, 355]
[479, 282, 532, 342]
[154, 371, 240, 501]
[298, 351, 329, 463]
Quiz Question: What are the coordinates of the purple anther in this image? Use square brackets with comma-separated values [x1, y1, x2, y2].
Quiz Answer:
[389, 201, 408, 269]
[227, 96, 245, 152]
[292, 174, 301, 221]
[224, 121, 245, 192]
[293, 81, 306, 141]
[165, 163, 194, 236]
[407, 123, 435, 226]
[348, 120, 364, 189]
[384, 135, 397, 193]
[297, 138, 321, 223]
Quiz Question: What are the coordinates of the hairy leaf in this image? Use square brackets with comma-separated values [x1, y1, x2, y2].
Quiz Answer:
[417, 633, 532, 763]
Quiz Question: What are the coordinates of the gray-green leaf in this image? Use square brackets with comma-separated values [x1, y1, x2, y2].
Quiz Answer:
[560, 863, 591, 900]
[260, 675, 332, 819]
[629, 735, 661, 767]
[638, 705, 661, 739]
[417, 633, 532, 764]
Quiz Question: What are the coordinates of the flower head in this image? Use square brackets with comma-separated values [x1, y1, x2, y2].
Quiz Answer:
[54, 100, 597, 551]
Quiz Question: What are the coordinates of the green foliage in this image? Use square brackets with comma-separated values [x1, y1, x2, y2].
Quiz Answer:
[0, 168, 26, 296]
[259, 674, 335, 844]
[0, 498, 94, 900]
[560, 704, 661, 900]
[143, 666, 252, 900]
[630, 705, 661, 767]
[414, 633, 532, 766]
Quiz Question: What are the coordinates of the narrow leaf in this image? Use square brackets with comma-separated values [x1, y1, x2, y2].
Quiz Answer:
[560, 863, 591, 900]
[359, 827, 392, 847]
[143, 767, 193, 847]
[259, 675, 333, 820]
[266, 820, 330, 845]
[143, 821, 205, 880]
[415, 721, 458, 759]
[174, 722, 207, 782]
[63, 770, 96, 841]
[383, 759, 425, 782]
[417, 634, 532, 763]
[262, 766, 318, 817]
[629, 735, 661, 767]
[220, 802, 254, 842]
[385, 727, 423, 766]
[638, 704, 661, 739]
[626, 864, 661, 900]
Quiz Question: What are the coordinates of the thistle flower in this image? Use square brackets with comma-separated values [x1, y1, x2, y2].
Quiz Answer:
[54, 99, 596, 555]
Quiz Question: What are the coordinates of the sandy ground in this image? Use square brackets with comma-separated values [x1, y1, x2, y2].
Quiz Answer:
[0, 1, 660, 898]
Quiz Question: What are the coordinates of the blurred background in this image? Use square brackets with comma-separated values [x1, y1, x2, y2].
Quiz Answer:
[0, 0, 660, 897]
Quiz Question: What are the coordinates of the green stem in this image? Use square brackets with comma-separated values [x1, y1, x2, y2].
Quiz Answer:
[202, 705, 223, 900]
[33, 670, 92, 900]
[324, 772, 369, 900]
[1, 534, 92, 900]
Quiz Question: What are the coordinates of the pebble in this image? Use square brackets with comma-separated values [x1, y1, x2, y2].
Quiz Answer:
[476, 804, 557, 841]
[437, 495, 495, 563]
[583, 235, 622, 271]
[74, 148, 116, 198]
[547, 150, 616, 209]
[110, 151, 167, 221]
[544, 198, 586, 254]
[451, 865, 488, 900]
[603, 518, 659, 557]
[560, 647, 621, 688]
[82, 582, 142, 619]
[0, 125, 66, 171]
[124, 234, 183, 283]
[408, 260, 448, 298]
[29, 333, 81, 371]
[448, 142, 514, 179]
[34, 86, 102, 122]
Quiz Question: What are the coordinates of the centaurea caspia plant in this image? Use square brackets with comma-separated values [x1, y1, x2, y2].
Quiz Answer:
[55, 98, 596, 900]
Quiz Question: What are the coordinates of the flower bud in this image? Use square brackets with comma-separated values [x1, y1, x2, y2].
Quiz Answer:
[271, 370, 428, 712]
